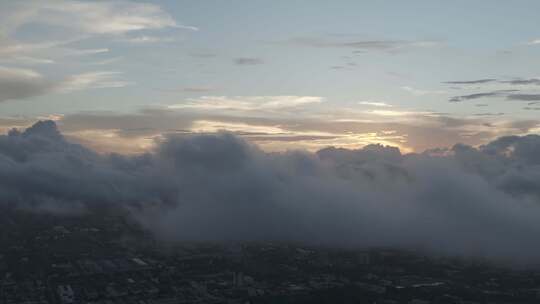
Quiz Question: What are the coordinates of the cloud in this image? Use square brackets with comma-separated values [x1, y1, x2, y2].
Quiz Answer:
[449, 92, 502, 102]
[473, 113, 505, 117]
[358, 101, 393, 107]
[287, 37, 440, 52]
[444, 78, 540, 87]
[526, 39, 540, 45]
[401, 86, 446, 96]
[0, 1, 191, 92]
[233, 57, 265, 65]
[66, 48, 109, 56]
[0, 1, 187, 62]
[119, 35, 176, 44]
[4, 121, 540, 264]
[181, 86, 216, 93]
[500, 78, 540, 86]
[367, 110, 434, 117]
[31, 104, 534, 155]
[444, 79, 497, 85]
[58, 71, 132, 92]
[168, 96, 324, 112]
[506, 94, 540, 101]
[0, 1, 191, 36]
[0, 56, 54, 65]
[0, 39, 63, 57]
[0, 67, 132, 102]
[448, 89, 524, 102]
[0, 66, 55, 102]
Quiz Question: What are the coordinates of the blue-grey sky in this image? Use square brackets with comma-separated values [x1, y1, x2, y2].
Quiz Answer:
[1, 0, 540, 153]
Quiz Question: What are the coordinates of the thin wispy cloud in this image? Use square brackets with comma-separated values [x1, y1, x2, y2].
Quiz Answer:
[367, 109, 435, 117]
[181, 86, 217, 93]
[401, 86, 446, 96]
[501, 78, 540, 85]
[0, 56, 54, 65]
[358, 101, 393, 107]
[119, 35, 176, 44]
[0, 0, 193, 101]
[507, 94, 540, 101]
[233, 57, 265, 65]
[168, 96, 323, 112]
[0, 67, 133, 102]
[286, 37, 441, 52]
[59, 71, 132, 93]
[449, 92, 502, 102]
[0, 0, 191, 36]
[444, 79, 497, 85]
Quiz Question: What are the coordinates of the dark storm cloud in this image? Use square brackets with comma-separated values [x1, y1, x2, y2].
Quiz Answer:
[233, 57, 264, 65]
[444, 79, 497, 85]
[4, 121, 540, 263]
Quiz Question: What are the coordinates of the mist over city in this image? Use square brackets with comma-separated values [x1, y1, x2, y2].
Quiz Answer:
[2, 1, 540, 303]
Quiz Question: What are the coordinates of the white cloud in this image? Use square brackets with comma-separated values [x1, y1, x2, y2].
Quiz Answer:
[66, 48, 110, 56]
[358, 101, 393, 107]
[1, 1, 191, 36]
[367, 110, 434, 117]
[58, 71, 132, 92]
[526, 39, 540, 45]
[0, 66, 42, 79]
[5, 56, 55, 65]
[120, 35, 176, 44]
[191, 120, 286, 134]
[168, 96, 324, 111]
[401, 86, 447, 96]
[0, 0, 192, 97]
[0, 40, 61, 56]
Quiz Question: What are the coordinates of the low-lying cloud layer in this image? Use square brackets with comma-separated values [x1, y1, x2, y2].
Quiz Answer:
[3, 121, 540, 264]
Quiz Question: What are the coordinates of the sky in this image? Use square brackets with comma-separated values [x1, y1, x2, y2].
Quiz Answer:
[1, 0, 540, 153]
[3, 1, 540, 263]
